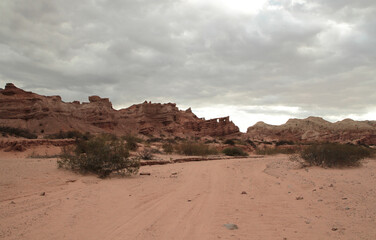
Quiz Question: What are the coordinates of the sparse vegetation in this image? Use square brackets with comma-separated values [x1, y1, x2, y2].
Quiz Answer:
[222, 147, 248, 156]
[224, 139, 235, 145]
[162, 143, 174, 154]
[299, 143, 372, 168]
[145, 137, 163, 143]
[45, 130, 91, 140]
[58, 135, 140, 178]
[123, 134, 142, 151]
[138, 148, 154, 160]
[176, 142, 218, 156]
[275, 140, 294, 146]
[245, 139, 256, 148]
[256, 147, 297, 155]
[0, 126, 37, 139]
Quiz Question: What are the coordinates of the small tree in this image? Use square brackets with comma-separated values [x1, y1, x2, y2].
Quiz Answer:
[58, 135, 140, 178]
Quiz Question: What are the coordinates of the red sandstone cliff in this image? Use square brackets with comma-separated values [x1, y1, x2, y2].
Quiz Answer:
[0, 83, 239, 137]
[246, 117, 376, 145]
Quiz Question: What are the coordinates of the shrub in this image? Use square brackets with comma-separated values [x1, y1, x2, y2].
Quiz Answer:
[58, 135, 140, 178]
[276, 140, 294, 146]
[299, 143, 372, 167]
[162, 143, 174, 154]
[245, 139, 257, 148]
[145, 137, 163, 143]
[45, 130, 88, 139]
[256, 147, 297, 155]
[0, 126, 37, 139]
[138, 148, 154, 160]
[223, 147, 248, 156]
[224, 139, 235, 145]
[150, 148, 162, 154]
[123, 134, 142, 151]
[176, 142, 218, 156]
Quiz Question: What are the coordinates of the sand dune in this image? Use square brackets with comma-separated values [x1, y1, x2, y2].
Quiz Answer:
[1, 154, 376, 239]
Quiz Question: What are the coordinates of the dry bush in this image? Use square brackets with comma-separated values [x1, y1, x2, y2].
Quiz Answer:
[138, 148, 154, 160]
[256, 147, 297, 155]
[0, 126, 37, 139]
[224, 139, 235, 145]
[162, 143, 174, 154]
[122, 134, 142, 151]
[222, 147, 248, 156]
[176, 142, 218, 156]
[45, 130, 92, 140]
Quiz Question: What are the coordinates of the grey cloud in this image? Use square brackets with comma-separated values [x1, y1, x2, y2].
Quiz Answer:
[0, 0, 375, 121]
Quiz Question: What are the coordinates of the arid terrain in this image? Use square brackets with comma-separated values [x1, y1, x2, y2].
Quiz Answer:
[1, 146, 376, 240]
[2, 0, 376, 239]
[1, 83, 376, 239]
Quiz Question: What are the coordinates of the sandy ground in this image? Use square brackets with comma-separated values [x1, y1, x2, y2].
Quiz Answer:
[1, 151, 376, 240]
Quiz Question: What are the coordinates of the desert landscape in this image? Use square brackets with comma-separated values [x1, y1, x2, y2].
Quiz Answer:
[2, 0, 376, 239]
[1, 84, 376, 239]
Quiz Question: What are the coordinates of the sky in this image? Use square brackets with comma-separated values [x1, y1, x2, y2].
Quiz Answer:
[1, 0, 375, 132]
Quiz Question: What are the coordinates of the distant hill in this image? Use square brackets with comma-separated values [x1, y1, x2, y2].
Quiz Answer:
[246, 116, 376, 146]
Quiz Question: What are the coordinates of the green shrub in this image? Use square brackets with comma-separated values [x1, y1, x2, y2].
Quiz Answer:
[176, 142, 218, 156]
[58, 135, 140, 178]
[222, 147, 248, 156]
[162, 143, 174, 154]
[0, 126, 37, 139]
[300, 143, 372, 167]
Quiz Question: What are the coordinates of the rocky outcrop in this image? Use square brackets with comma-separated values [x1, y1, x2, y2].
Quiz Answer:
[246, 117, 376, 145]
[0, 83, 239, 138]
[119, 101, 239, 137]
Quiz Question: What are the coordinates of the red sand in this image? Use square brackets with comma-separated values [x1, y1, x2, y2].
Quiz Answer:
[1, 152, 376, 239]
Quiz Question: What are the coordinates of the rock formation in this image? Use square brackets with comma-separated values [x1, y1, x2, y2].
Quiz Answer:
[246, 116, 376, 145]
[0, 83, 239, 138]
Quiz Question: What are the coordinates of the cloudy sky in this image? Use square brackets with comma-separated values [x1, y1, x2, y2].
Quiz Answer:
[1, 0, 375, 131]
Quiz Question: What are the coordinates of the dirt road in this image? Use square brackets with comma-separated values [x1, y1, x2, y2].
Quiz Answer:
[1, 155, 376, 239]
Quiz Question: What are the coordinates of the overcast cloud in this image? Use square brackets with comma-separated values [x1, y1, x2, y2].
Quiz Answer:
[1, 0, 375, 131]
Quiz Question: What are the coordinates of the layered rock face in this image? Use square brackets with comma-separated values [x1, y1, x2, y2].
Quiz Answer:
[246, 117, 376, 145]
[0, 83, 239, 137]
